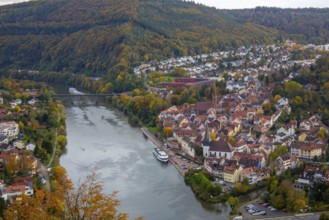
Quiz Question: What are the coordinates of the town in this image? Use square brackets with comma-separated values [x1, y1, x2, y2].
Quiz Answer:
[0, 81, 66, 211]
[0, 41, 329, 219]
[136, 41, 329, 217]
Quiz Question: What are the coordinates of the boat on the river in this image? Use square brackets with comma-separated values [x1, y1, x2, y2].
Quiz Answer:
[153, 148, 169, 163]
[69, 87, 83, 95]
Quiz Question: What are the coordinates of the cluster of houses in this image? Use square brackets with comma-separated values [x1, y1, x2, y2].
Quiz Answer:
[0, 90, 41, 202]
[294, 164, 329, 191]
[158, 80, 329, 187]
[0, 176, 34, 201]
[146, 40, 329, 188]
[0, 139, 38, 202]
[134, 41, 329, 81]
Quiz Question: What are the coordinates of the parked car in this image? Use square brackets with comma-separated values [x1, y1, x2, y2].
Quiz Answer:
[253, 211, 262, 216]
[248, 208, 260, 214]
[218, 180, 226, 186]
[233, 216, 243, 220]
[41, 178, 46, 185]
[253, 211, 266, 216]
[248, 209, 255, 214]
[245, 204, 254, 210]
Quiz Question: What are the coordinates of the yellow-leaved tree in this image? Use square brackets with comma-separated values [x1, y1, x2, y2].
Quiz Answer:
[163, 127, 173, 137]
[63, 171, 129, 220]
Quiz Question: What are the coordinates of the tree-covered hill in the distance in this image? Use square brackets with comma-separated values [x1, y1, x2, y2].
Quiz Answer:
[0, 0, 275, 75]
[0, 0, 328, 76]
[225, 7, 329, 44]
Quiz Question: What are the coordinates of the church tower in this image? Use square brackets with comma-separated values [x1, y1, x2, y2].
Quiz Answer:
[202, 124, 211, 157]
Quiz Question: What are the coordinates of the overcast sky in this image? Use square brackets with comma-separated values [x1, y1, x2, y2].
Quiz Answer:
[193, 0, 329, 9]
[0, 0, 329, 8]
[0, 0, 28, 5]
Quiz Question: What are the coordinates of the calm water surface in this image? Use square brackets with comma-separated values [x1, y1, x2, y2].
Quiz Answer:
[57, 89, 230, 220]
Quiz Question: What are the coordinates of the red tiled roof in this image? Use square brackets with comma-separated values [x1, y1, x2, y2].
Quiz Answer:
[5, 183, 26, 193]
[304, 165, 318, 173]
[198, 115, 208, 122]
[233, 111, 248, 118]
[224, 166, 238, 174]
[14, 177, 33, 185]
[209, 138, 232, 153]
[175, 129, 198, 137]
[195, 101, 213, 111]
[242, 167, 254, 175]
[248, 96, 259, 103]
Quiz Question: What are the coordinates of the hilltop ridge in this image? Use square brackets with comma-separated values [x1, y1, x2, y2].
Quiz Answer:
[0, 0, 275, 74]
[0, 0, 327, 75]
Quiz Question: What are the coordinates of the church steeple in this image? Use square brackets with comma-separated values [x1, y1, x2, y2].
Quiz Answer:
[202, 124, 211, 146]
[202, 124, 211, 157]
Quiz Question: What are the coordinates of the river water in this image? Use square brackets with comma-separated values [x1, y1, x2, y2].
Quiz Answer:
[57, 88, 230, 220]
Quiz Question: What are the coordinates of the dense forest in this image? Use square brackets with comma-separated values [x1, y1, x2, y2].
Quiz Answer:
[226, 7, 329, 45]
[0, 0, 272, 75]
[0, 0, 328, 77]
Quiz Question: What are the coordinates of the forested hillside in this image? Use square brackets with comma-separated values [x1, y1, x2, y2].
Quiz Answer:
[0, 0, 328, 76]
[0, 0, 275, 75]
[226, 7, 329, 44]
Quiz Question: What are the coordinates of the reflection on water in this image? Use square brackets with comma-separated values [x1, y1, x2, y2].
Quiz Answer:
[54, 86, 231, 220]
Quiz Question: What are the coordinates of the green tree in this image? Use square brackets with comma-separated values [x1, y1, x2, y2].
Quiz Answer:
[284, 81, 303, 98]
[57, 135, 67, 150]
[317, 128, 328, 140]
[170, 67, 188, 77]
[268, 145, 288, 163]
[271, 194, 285, 209]
[242, 177, 250, 186]
[263, 102, 274, 115]
[228, 196, 239, 210]
[266, 176, 279, 193]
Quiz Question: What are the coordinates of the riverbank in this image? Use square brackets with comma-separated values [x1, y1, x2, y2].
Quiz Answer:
[141, 127, 199, 175]
[59, 104, 231, 220]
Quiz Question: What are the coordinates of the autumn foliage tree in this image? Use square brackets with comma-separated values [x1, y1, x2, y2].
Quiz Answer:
[4, 189, 65, 220]
[63, 171, 130, 220]
[163, 127, 173, 137]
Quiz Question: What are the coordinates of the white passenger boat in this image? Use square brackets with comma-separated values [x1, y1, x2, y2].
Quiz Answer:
[69, 87, 77, 94]
[153, 148, 169, 163]
[69, 87, 83, 95]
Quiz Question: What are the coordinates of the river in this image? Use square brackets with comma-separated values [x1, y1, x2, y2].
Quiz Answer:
[56, 87, 231, 220]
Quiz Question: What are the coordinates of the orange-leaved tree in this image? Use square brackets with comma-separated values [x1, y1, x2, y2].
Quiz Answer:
[63, 170, 128, 220]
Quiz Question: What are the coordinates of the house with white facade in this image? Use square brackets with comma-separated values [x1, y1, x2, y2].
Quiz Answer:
[26, 143, 36, 151]
[290, 142, 324, 160]
[1, 184, 33, 201]
[0, 121, 19, 137]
